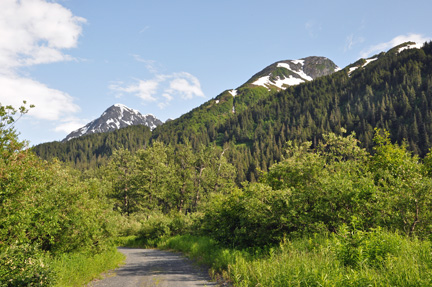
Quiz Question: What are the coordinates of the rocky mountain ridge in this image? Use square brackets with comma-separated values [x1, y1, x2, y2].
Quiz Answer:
[63, 104, 163, 142]
[246, 56, 339, 91]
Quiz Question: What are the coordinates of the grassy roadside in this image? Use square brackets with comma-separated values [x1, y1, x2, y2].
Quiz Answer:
[51, 247, 125, 287]
[120, 229, 432, 287]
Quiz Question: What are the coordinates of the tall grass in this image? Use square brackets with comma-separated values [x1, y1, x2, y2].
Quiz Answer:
[228, 231, 432, 286]
[148, 230, 432, 287]
[157, 235, 251, 273]
[51, 247, 125, 286]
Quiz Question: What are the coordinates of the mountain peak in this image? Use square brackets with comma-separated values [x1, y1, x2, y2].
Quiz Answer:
[247, 56, 339, 91]
[63, 104, 163, 142]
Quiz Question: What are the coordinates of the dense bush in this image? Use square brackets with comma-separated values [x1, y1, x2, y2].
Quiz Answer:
[138, 212, 198, 242]
[199, 130, 432, 248]
[0, 103, 118, 285]
[0, 243, 54, 287]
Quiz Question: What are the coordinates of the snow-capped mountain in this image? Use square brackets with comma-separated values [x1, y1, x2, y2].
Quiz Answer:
[63, 104, 163, 142]
[247, 56, 339, 90]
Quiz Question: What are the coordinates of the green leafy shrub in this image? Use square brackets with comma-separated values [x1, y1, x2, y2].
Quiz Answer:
[201, 183, 291, 248]
[333, 222, 401, 268]
[138, 212, 197, 242]
[1, 103, 119, 284]
[0, 243, 54, 287]
[115, 213, 146, 236]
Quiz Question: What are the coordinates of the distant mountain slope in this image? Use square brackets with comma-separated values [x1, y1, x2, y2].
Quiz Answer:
[151, 56, 339, 146]
[33, 124, 152, 169]
[63, 104, 162, 142]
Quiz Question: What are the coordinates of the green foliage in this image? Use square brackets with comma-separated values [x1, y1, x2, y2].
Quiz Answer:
[33, 125, 152, 170]
[138, 213, 196, 242]
[106, 141, 236, 217]
[370, 129, 432, 236]
[199, 129, 432, 251]
[201, 184, 291, 248]
[156, 235, 250, 274]
[51, 247, 124, 287]
[0, 103, 119, 284]
[333, 222, 402, 268]
[0, 243, 54, 287]
[0, 153, 117, 255]
[227, 230, 432, 287]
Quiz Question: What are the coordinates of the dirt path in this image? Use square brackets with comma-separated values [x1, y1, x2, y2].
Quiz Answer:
[88, 247, 218, 287]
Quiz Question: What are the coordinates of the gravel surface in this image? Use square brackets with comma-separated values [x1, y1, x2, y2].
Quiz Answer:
[88, 247, 218, 287]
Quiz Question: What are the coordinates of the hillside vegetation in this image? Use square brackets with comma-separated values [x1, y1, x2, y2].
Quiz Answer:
[34, 42, 432, 183]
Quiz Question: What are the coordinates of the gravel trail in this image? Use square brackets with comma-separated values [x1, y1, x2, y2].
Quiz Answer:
[88, 247, 218, 287]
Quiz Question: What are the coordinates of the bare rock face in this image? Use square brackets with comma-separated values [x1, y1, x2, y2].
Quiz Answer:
[302, 56, 340, 79]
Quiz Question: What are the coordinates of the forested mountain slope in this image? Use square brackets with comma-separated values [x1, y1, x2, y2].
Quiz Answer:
[151, 56, 338, 147]
[34, 56, 338, 169]
[212, 41, 432, 181]
[33, 125, 152, 169]
[34, 42, 432, 182]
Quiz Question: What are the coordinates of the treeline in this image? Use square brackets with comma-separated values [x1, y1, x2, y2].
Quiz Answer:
[104, 142, 236, 217]
[33, 125, 152, 169]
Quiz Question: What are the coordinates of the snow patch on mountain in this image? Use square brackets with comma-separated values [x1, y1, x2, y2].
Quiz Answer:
[251, 57, 338, 90]
[253, 74, 304, 89]
[229, 89, 238, 97]
[398, 42, 423, 53]
[348, 57, 378, 76]
[277, 62, 313, 81]
[364, 57, 378, 66]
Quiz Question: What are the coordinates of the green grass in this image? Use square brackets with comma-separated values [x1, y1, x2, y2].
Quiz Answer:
[129, 231, 432, 287]
[228, 232, 432, 287]
[157, 235, 251, 272]
[51, 247, 125, 287]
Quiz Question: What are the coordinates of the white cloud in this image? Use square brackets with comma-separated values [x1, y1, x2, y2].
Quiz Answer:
[158, 93, 174, 109]
[54, 117, 88, 133]
[360, 33, 431, 58]
[0, 0, 86, 135]
[0, 0, 85, 72]
[305, 20, 322, 38]
[109, 72, 205, 108]
[109, 78, 162, 102]
[139, 26, 150, 34]
[166, 72, 205, 100]
[345, 34, 365, 51]
[131, 55, 161, 73]
[0, 75, 80, 120]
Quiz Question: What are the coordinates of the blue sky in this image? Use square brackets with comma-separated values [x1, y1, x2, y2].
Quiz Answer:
[1, 0, 432, 145]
